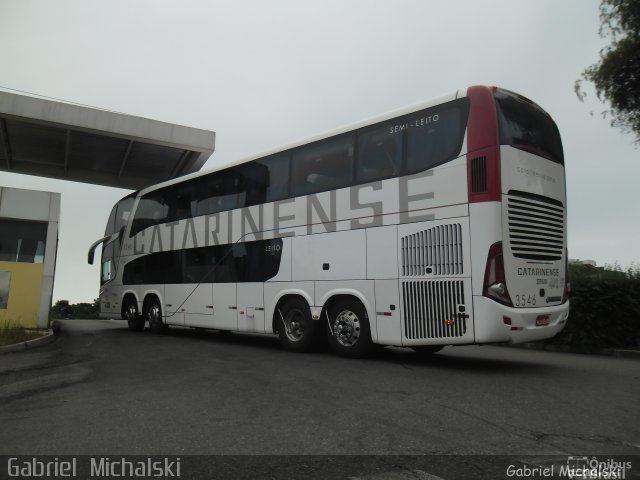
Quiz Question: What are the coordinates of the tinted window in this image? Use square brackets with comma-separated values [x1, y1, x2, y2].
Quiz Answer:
[495, 89, 564, 165]
[102, 194, 134, 283]
[122, 239, 283, 285]
[104, 204, 117, 236]
[102, 241, 114, 268]
[356, 124, 403, 182]
[231, 241, 283, 282]
[123, 250, 179, 285]
[164, 182, 198, 222]
[238, 162, 269, 207]
[101, 260, 113, 285]
[102, 205, 117, 264]
[130, 193, 167, 237]
[115, 196, 134, 232]
[162, 251, 182, 284]
[291, 135, 354, 196]
[405, 100, 468, 174]
[126, 100, 469, 235]
[183, 248, 216, 283]
[253, 154, 290, 202]
[0, 219, 48, 264]
[195, 170, 244, 216]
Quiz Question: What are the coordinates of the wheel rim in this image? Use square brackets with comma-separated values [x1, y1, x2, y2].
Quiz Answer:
[147, 303, 161, 327]
[283, 309, 305, 342]
[125, 303, 137, 321]
[332, 309, 361, 347]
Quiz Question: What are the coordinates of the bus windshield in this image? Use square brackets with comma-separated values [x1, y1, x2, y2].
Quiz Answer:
[494, 89, 564, 165]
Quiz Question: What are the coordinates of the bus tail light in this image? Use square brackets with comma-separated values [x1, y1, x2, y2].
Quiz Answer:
[483, 242, 513, 307]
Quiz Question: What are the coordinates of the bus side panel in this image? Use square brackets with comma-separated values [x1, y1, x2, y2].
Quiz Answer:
[164, 284, 188, 326]
[291, 229, 366, 281]
[237, 282, 265, 333]
[267, 236, 293, 282]
[366, 225, 398, 279]
[181, 283, 215, 328]
[374, 279, 402, 346]
[99, 283, 120, 318]
[167, 283, 215, 327]
[365, 225, 401, 346]
[468, 202, 502, 296]
[468, 201, 502, 343]
[212, 283, 237, 331]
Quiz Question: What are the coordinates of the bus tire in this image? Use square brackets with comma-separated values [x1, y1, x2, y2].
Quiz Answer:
[146, 297, 168, 334]
[326, 299, 372, 358]
[277, 298, 318, 352]
[124, 297, 144, 332]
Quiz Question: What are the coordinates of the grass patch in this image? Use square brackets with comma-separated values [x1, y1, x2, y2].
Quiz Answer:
[0, 320, 47, 347]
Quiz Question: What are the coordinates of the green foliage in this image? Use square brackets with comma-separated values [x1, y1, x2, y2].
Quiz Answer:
[547, 262, 640, 350]
[576, 0, 640, 141]
[50, 299, 100, 319]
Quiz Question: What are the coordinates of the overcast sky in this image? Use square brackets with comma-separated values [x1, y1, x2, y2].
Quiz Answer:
[1, 0, 638, 303]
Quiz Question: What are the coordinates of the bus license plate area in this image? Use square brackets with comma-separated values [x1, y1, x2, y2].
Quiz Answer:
[536, 314, 550, 326]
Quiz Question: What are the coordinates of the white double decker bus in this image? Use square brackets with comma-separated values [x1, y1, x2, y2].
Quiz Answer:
[89, 85, 569, 357]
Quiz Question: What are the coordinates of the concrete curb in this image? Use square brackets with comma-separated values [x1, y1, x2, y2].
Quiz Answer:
[0, 329, 55, 354]
[511, 342, 640, 359]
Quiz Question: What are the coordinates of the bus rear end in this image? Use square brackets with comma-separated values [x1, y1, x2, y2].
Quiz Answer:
[467, 86, 569, 344]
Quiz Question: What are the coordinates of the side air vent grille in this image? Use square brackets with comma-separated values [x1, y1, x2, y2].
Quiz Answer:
[402, 280, 467, 339]
[471, 156, 487, 193]
[401, 224, 463, 276]
[507, 192, 565, 261]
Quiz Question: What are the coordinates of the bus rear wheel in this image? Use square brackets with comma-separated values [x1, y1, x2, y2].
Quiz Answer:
[326, 300, 372, 358]
[277, 298, 318, 352]
[124, 298, 144, 332]
[146, 297, 168, 334]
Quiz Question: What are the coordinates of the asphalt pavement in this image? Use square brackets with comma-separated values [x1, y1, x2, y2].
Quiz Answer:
[0, 319, 638, 478]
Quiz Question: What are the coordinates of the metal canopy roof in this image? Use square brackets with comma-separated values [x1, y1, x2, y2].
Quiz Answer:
[0, 90, 215, 190]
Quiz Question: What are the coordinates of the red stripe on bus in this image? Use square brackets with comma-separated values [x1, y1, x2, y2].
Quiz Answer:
[466, 85, 501, 202]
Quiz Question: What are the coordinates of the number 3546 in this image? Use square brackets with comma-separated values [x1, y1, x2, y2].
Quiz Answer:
[515, 294, 537, 307]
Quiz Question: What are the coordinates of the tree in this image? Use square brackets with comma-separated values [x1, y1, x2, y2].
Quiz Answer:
[51, 299, 70, 318]
[576, 0, 640, 141]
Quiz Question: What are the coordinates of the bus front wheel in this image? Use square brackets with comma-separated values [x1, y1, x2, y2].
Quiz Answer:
[326, 300, 372, 358]
[124, 298, 144, 332]
[146, 297, 168, 334]
[277, 298, 318, 352]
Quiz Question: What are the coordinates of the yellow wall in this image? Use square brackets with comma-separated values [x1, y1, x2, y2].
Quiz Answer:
[0, 261, 44, 329]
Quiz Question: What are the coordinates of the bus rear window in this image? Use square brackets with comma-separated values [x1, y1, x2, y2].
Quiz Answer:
[494, 89, 564, 165]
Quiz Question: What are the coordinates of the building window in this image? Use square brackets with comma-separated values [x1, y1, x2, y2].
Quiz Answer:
[0, 219, 48, 264]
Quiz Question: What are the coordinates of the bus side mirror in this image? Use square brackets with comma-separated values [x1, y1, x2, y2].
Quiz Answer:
[87, 234, 116, 265]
